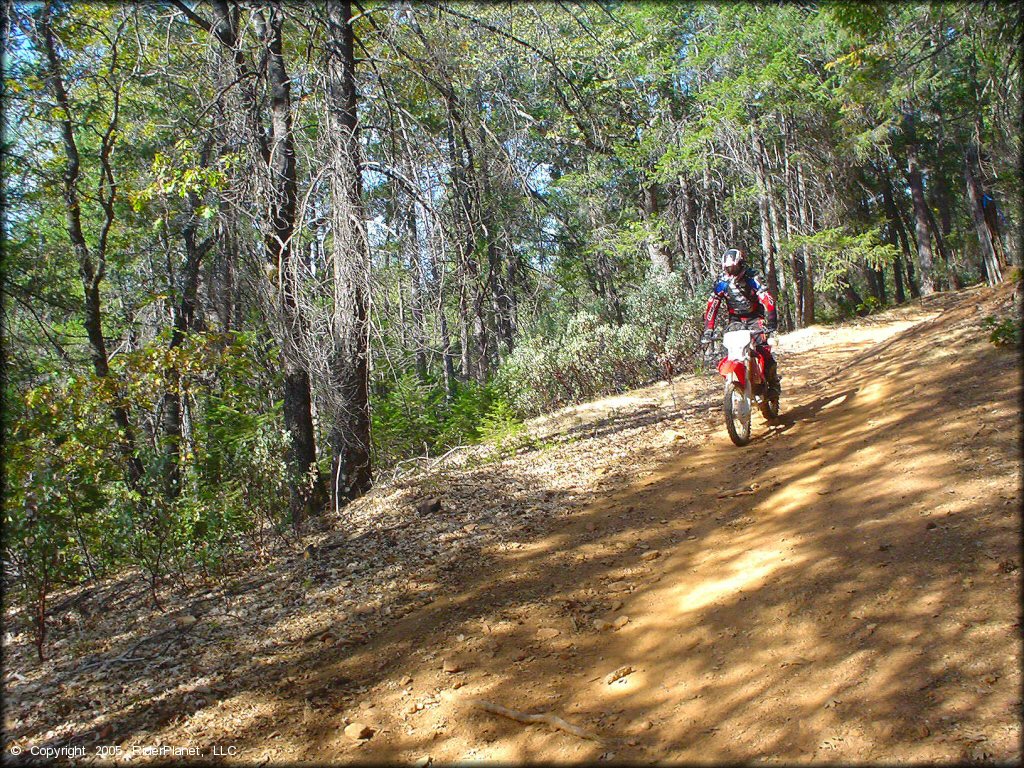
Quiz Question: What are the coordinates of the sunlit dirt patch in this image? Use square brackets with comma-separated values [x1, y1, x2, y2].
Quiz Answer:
[3, 284, 1020, 765]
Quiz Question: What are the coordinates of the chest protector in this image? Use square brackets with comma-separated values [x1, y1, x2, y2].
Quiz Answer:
[724, 275, 759, 317]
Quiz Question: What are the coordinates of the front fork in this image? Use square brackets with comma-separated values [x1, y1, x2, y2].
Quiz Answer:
[726, 370, 754, 419]
[746, 357, 758, 404]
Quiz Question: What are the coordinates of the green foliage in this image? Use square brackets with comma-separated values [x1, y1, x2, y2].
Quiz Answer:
[981, 316, 1020, 348]
[187, 336, 293, 562]
[4, 0, 1022, 662]
[497, 272, 704, 414]
[780, 227, 899, 293]
[436, 381, 493, 450]
[371, 374, 443, 466]
[368, 375, 531, 463]
[477, 398, 530, 458]
[855, 295, 884, 315]
[370, 376, 499, 467]
[3, 332, 292, 640]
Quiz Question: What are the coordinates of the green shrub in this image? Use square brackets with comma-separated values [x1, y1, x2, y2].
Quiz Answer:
[981, 315, 1020, 347]
[855, 295, 883, 315]
[496, 271, 704, 414]
[370, 376, 499, 466]
[435, 380, 493, 449]
[478, 397, 530, 457]
[3, 331, 293, 657]
[371, 373, 444, 466]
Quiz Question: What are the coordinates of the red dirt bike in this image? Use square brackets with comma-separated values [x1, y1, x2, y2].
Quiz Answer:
[712, 320, 780, 446]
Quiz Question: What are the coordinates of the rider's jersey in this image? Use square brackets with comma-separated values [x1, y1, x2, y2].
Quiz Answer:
[703, 268, 778, 331]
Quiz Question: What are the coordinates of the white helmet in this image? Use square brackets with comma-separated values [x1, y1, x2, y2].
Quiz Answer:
[722, 248, 746, 277]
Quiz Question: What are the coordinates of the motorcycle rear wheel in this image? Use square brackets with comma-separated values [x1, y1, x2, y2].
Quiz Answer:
[724, 381, 752, 446]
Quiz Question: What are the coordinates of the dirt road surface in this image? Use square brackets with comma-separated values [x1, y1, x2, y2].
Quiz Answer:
[4, 283, 1020, 764]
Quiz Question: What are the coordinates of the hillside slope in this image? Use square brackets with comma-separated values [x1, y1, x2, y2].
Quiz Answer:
[4, 283, 1021, 764]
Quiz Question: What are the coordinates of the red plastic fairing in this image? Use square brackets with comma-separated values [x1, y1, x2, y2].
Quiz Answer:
[717, 358, 746, 385]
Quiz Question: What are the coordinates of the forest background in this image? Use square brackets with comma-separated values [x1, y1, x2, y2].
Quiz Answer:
[2, 1, 1020, 660]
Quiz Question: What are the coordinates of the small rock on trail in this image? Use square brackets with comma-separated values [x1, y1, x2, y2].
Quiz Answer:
[344, 722, 374, 741]
[605, 665, 635, 684]
[417, 497, 442, 515]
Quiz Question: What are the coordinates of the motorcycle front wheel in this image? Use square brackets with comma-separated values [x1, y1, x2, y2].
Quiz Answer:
[724, 381, 752, 446]
[759, 391, 780, 423]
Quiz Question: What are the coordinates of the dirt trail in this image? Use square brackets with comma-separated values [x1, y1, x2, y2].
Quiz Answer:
[4, 284, 1021, 764]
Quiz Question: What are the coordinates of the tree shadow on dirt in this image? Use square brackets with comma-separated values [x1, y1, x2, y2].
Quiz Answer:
[6, 287, 1019, 764]
[756, 387, 860, 440]
[527, 389, 720, 449]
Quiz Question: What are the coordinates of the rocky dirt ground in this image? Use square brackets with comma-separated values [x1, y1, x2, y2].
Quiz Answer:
[3, 282, 1021, 765]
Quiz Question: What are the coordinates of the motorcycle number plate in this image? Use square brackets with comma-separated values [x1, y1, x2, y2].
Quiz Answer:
[722, 330, 752, 359]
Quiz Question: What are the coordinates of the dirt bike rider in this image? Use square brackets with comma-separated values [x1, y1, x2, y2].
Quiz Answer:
[700, 248, 782, 398]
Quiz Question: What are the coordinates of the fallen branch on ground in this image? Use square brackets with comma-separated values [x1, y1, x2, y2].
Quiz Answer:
[76, 653, 146, 672]
[475, 699, 601, 742]
[76, 624, 181, 673]
[717, 483, 759, 498]
[604, 665, 635, 684]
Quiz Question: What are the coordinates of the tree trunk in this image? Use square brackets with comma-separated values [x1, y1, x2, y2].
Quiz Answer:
[160, 214, 215, 500]
[783, 127, 806, 327]
[879, 170, 908, 303]
[863, 263, 885, 304]
[676, 176, 700, 291]
[981, 192, 1011, 267]
[964, 143, 1002, 284]
[438, 305, 456, 399]
[441, 101, 483, 382]
[760, 131, 791, 328]
[254, 7, 328, 522]
[324, 0, 372, 506]
[420, 210, 457, 398]
[472, 85, 515, 356]
[925, 203, 960, 289]
[180, 0, 328, 522]
[751, 130, 780, 301]
[209, 204, 239, 332]
[842, 279, 865, 314]
[702, 163, 722, 276]
[39, 7, 144, 489]
[458, 280, 472, 380]
[905, 141, 936, 295]
[503, 249, 521, 349]
[891, 242, 907, 303]
[641, 183, 673, 273]
[892, 191, 922, 299]
[406, 205, 428, 381]
[474, 296, 490, 383]
[795, 158, 815, 324]
[936, 176, 965, 284]
[905, 253, 921, 299]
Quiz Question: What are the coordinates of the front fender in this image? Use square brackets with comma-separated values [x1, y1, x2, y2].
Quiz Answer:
[717, 358, 746, 386]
